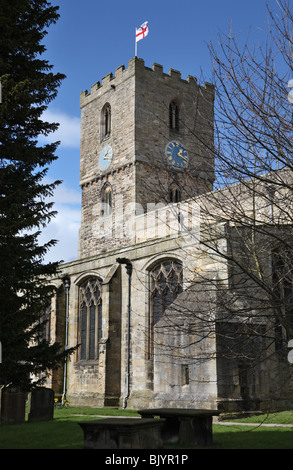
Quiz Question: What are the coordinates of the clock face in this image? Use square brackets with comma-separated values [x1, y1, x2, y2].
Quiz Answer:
[165, 141, 189, 169]
[98, 145, 113, 171]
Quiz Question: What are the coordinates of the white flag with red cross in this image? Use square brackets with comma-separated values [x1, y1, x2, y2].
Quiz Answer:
[136, 22, 149, 43]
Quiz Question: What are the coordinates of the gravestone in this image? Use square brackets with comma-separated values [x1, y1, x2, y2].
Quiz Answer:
[0, 387, 26, 426]
[28, 387, 54, 422]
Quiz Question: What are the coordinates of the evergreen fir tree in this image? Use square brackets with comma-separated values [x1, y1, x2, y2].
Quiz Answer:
[0, 0, 75, 390]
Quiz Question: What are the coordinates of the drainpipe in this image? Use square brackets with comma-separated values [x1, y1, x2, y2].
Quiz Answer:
[116, 258, 132, 409]
[62, 277, 70, 405]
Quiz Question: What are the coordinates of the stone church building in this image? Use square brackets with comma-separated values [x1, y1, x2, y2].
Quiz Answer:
[46, 57, 293, 414]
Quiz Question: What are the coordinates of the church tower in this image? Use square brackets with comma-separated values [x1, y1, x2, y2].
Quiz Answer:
[49, 58, 218, 409]
[79, 57, 215, 259]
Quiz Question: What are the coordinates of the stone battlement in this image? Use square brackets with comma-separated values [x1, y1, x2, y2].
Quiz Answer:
[80, 57, 214, 107]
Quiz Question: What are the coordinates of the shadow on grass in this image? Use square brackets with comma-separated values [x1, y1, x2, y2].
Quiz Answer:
[0, 417, 293, 450]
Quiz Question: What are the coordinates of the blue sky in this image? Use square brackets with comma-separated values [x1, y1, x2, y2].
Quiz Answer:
[39, 0, 273, 263]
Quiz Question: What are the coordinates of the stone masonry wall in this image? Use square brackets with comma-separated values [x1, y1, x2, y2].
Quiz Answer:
[134, 59, 215, 210]
[79, 58, 215, 259]
[79, 60, 136, 259]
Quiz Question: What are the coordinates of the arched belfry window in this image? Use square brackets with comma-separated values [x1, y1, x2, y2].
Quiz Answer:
[101, 103, 111, 139]
[169, 183, 181, 203]
[102, 183, 112, 216]
[169, 100, 180, 132]
[148, 260, 183, 358]
[79, 277, 103, 361]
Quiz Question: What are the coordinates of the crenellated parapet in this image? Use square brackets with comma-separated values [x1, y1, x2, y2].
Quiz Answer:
[80, 57, 214, 108]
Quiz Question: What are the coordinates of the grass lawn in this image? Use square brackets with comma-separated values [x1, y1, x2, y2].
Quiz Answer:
[0, 407, 139, 450]
[211, 423, 293, 449]
[0, 407, 292, 449]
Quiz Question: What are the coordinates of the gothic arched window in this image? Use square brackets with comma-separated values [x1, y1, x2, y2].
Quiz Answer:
[101, 183, 112, 216]
[42, 303, 51, 342]
[148, 260, 183, 358]
[169, 183, 181, 203]
[79, 277, 102, 361]
[169, 100, 179, 132]
[101, 103, 111, 139]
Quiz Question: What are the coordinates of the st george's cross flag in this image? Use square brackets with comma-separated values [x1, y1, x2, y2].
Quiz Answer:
[136, 22, 149, 42]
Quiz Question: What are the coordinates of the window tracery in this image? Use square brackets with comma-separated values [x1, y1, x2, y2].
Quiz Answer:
[79, 277, 102, 361]
[148, 260, 183, 358]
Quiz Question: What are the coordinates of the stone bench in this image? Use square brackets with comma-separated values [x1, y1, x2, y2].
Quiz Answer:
[137, 408, 220, 447]
[78, 418, 166, 449]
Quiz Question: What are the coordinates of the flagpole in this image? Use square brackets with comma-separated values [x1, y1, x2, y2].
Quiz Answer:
[135, 28, 137, 57]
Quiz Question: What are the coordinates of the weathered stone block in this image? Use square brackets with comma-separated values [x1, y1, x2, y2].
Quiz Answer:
[78, 418, 165, 449]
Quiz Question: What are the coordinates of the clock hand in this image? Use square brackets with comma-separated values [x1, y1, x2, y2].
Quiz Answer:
[103, 150, 111, 161]
[177, 149, 188, 161]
